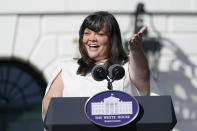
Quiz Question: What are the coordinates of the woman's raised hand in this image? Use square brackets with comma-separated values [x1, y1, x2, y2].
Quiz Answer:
[128, 26, 147, 51]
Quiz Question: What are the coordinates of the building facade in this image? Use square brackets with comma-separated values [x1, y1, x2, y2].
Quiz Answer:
[91, 94, 133, 115]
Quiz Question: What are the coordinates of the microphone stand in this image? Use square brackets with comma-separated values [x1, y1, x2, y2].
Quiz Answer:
[107, 81, 113, 90]
[106, 76, 114, 90]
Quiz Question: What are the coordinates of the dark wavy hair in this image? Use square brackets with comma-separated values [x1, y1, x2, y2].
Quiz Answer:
[77, 11, 128, 76]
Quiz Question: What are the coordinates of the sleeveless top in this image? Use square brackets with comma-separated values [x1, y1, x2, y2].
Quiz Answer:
[44, 58, 159, 97]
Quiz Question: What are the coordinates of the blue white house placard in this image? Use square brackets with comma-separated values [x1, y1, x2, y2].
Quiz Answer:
[85, 90, 139, 127]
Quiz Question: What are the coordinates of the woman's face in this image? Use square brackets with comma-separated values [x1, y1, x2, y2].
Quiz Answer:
[82, 26, 110, 61]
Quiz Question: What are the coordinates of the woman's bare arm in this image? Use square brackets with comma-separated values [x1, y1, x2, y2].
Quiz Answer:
[128, 27, 150, 95]
[42, 71, 64, 118]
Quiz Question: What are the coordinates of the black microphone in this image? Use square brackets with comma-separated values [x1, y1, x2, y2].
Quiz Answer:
[91, 65, 108, 81]
[108, 64, 125, 81]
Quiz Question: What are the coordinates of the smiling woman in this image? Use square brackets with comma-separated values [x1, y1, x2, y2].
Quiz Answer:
[82, 27, 110, 61]
[77, 11, 128, 76]
[42, 11, 159, 120]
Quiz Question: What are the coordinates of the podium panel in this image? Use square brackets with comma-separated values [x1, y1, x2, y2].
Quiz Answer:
[44, 96, 177, 131]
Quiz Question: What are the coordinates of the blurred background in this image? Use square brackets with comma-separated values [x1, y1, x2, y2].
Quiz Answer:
[0, 0, 197, 130]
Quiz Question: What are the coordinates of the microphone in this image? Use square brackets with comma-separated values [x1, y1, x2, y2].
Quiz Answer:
[108, 64, 125, 81]
[91, 65, 108, 81]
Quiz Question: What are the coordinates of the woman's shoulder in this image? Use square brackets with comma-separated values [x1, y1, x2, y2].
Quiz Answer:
[59, 58, 79, 67]
[122, 61, 129, 68]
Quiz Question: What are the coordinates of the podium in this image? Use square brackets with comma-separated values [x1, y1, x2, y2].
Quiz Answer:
[44, 96, 177, 131]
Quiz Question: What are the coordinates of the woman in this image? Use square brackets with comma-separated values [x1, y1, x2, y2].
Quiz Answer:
[42, 11, 158, 118]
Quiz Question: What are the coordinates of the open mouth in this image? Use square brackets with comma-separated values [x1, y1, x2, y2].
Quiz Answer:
[88, 44, 100, 48]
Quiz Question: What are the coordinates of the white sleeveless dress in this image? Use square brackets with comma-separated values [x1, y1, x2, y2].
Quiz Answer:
[44, 58, 159, 97]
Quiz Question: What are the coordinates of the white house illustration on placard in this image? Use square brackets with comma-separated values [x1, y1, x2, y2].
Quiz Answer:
[91, 94, 133, 115]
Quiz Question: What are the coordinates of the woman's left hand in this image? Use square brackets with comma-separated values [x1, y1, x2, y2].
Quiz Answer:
[127, 26, 150, 95]
[128, 26, 147, 51]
